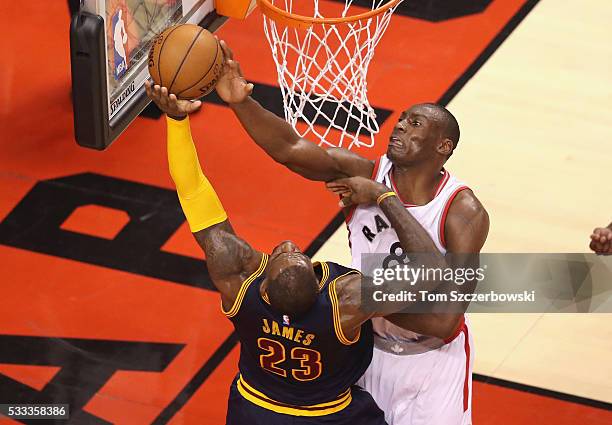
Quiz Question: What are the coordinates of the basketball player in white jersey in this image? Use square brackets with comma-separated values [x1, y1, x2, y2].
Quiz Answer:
[215, 41, 490, 425]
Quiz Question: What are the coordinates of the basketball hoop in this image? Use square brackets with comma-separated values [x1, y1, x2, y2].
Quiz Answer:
[258, 0, 403, 149]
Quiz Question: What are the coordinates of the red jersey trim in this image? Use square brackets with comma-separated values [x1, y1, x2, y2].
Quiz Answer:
[434, 170, 450, 197]
[371, 156, 381, 180]
[438, 186, 470, 248]
[443, 315, 465, 344]
[441, 315, 470, 412]
[462, 324, 471, 412]
[389, 169, 449, 208]
[344, 204, 357, 225]
[344, 157, 381, 225]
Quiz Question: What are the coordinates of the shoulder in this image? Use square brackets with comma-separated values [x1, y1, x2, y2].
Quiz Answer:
[195, 222, 264, 280]
[327, 148, 375, 178]
[322, 271, 366, 343]
[444, 189, 490, 253]
[332, 272, 363, 310]
[448, 189, 488, 221]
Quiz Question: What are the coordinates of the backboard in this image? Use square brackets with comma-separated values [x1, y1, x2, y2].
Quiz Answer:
[70, 0, 237, 150]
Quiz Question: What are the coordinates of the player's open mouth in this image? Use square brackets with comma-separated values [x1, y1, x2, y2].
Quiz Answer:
[389, 136, 403, 149]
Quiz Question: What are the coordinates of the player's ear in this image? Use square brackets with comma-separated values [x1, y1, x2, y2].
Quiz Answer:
[437, 138, 454, 156]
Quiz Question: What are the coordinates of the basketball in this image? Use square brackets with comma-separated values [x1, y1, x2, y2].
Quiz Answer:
[148, 24, 223, 99]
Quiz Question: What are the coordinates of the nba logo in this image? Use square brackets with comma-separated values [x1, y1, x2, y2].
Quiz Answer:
[112, 8, 128, 80]
[283, 315, 290, 325]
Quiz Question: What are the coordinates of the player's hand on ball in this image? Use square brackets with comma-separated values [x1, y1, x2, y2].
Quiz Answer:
[145, 81, 202, 120]
[326, 177, 389, 208]
[589, 226, 612, 254]
[216, 39, 254, 104]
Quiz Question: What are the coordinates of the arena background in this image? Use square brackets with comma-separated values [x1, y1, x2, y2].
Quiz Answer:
[0, 0, 610, 423]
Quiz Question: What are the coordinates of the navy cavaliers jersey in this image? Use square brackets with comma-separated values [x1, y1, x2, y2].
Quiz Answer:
[224, 255, 374, 417]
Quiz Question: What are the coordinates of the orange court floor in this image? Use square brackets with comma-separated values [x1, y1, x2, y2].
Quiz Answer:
[0, 1, 611, 424]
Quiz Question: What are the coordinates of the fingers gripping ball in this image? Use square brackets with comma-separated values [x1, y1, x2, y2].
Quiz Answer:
[148, 24, 223, 99]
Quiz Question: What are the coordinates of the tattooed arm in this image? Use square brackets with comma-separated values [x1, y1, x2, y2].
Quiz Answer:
[194, 222, 263, 311]
[145, 82, 264, 311]
[328, 176, 489, 340]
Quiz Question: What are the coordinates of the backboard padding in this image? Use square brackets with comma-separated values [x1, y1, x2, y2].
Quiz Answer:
[71, 0, 224, 150]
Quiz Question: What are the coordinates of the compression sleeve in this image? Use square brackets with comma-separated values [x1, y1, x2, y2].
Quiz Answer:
[166, 115, 227, 232]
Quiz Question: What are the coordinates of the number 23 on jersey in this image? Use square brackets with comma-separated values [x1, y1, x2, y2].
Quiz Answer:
[258, 338, 322, 381]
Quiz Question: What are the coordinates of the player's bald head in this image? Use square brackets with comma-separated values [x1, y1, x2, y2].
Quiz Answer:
[418, 103, 460, 154]
[267, 263, 318, 318]
[387, 103, 461, 165]
[265, 241, 319, 318]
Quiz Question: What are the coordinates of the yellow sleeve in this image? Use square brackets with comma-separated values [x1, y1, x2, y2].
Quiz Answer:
[166, 115, 227, 232]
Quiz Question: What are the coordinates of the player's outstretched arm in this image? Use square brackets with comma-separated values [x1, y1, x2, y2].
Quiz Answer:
[146, 82, 263, 309]
[215, 40, 373, 182]
[335, 274, 460, 341]
[590, 222, 612, 254]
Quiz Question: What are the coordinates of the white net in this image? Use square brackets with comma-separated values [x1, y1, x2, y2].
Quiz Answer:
[262, 0, 402, 149]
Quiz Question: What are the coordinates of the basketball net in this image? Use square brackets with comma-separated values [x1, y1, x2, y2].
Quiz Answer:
[259, 0, 403, 149]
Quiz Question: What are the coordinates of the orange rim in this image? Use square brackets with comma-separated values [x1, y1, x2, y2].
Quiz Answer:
[257, 0, 402, 28]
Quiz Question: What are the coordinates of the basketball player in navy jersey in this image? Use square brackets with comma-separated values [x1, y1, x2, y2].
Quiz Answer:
[146, 82, 462, 425]
[590, 222, 612, 254]
[216, 41, 489, 425]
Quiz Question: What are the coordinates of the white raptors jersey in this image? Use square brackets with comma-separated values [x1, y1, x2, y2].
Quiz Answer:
[347, 155, 469, 342]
